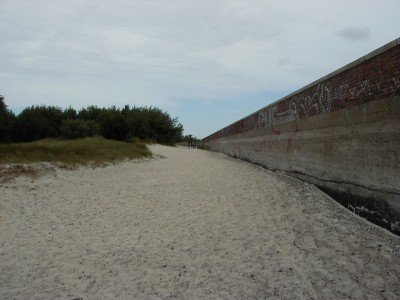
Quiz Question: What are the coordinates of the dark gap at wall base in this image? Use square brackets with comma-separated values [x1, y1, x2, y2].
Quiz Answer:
[228, 154, 399, 236]
[317, 187, 399, 236]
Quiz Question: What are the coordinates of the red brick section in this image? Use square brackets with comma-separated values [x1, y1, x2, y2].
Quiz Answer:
[204, 43, 400, 142]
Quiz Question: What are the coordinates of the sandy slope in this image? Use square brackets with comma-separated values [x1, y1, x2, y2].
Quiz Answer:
[0, 145, 399, 299]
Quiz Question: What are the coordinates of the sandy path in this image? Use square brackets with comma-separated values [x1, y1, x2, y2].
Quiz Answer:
[0, 145, 399, 299]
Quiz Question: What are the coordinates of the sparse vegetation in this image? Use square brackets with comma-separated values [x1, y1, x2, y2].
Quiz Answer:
[0, 137, 151, 166]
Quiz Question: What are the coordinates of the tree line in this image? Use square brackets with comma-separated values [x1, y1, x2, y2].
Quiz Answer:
[0, 95, 183, 145]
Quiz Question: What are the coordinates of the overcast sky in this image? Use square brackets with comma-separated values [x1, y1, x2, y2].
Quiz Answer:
[1, 0, 399, 138]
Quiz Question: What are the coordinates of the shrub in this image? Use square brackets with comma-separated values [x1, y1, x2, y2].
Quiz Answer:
[63, 107, 77, 120]
[61, 119, 99, 139]
[124, 107, 183, 144]
[77, 105, 102, 121]
[13, 105, 64, 142]
[1, 96, 184, 145]
[0, 95, 15, 143]
[97, 109, 129, 141]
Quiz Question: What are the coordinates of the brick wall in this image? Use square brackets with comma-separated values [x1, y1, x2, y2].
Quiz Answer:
[202, 39, 400, 234]
[204, 40, 400, 142]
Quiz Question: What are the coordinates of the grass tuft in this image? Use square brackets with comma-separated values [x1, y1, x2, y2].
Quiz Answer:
[0, 137, 151, 167]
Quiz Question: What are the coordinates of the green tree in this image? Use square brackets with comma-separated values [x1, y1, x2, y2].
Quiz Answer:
[7, 99, 183, 144]
[63, 107, 77, 120]
[60, 119, 99, 139]
[77, 105, 102, 121]
[97, 108, 129, 141]
[13, 105, 64, 142]
[0, 95, 16, 143]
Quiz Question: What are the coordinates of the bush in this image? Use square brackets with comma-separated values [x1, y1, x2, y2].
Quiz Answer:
[77, 105, 102, 121]
[61, 119, 99, 139]
[124, 107, 183, 145]
[13, 105, 64, 142]
[1, 96, 184, 145]
[0, 95, 15, 143]
[63, 107, 77, 120]
[97, 109, 129, 141]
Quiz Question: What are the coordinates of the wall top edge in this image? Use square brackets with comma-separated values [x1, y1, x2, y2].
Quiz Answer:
[203, 38, 399, 140]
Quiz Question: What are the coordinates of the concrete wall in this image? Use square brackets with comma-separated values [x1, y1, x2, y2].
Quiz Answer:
[203, 39, 400, 234]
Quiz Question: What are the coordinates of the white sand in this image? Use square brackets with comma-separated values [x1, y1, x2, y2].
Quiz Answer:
[1, 145, 399, 299]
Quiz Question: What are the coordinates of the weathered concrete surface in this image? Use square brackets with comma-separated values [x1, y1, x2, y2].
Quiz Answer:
[204, 39, 400, 234]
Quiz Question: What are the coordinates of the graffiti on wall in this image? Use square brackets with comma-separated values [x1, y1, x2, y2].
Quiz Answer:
[257, 75, 399, 129]
[203, 45, 400, 142]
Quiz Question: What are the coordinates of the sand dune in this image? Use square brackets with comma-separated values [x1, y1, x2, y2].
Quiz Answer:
[0, 145, 399, 299]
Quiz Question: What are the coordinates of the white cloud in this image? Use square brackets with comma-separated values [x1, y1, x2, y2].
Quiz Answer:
[0, 0, 399, 137]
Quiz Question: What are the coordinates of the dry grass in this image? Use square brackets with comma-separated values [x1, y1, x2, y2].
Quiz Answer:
[0, 137, 151, 166]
